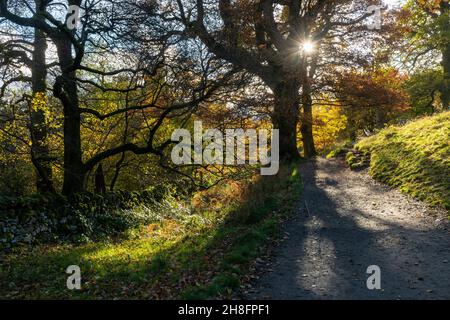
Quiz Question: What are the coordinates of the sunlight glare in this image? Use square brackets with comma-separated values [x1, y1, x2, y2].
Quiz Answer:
[301, 41, 315, 54]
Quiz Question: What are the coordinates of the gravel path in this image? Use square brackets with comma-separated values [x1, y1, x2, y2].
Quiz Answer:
[246, 158, 450, 300]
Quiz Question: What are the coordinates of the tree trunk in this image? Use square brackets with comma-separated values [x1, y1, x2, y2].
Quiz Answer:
[54, 38, 84, 195]
[272, 79, 301, 162]
[300, 75, 317, 158]
[110, 152, 125, 191]
[346, 114, 358, 142]
[30, 0, 54, 193]
[440, 1, 450, 110]
[94, 164, 106, 194]
[441, 44, 450, 110]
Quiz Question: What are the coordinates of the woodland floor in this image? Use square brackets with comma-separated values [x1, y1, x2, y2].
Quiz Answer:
[243, 158, 450, 300]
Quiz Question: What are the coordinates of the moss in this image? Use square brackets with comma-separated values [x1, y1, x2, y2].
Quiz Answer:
[325, 141, 354, 159]
[355, 111, 450, 211]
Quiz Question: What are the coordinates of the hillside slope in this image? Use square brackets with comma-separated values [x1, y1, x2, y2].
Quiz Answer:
[352, 112, 450, 211]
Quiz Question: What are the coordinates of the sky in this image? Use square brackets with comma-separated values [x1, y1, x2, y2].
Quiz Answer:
[383, 0, 406, 8]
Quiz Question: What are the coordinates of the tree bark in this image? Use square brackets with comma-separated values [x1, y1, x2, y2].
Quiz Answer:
[54, 38, 84, 195]
[30, 0, 54, 193]
[110, 152, 125, 191]
[300, 74, 317, 158]
[94, 163, 106, 194]
[272, 79, 301, 162]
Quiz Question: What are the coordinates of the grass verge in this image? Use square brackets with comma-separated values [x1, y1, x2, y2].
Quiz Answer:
[351, 111, 450, 211]
[0, 164, 302, 299]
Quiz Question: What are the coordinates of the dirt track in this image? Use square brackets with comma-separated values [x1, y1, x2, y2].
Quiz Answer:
[245, 158, 450, 300]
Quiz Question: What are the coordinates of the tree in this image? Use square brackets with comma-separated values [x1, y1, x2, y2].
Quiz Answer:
[0, 0, 85, 194]
[0, 0, 55, 192]
[335, 67, 409, 138]
[30, 0, 55, 192]
[404, 69, 443, 115]
[1, 0, 238, 195]
[401, 0, 450, 109]
[159, 0, 379, 160]
[310, 100, 347, 152]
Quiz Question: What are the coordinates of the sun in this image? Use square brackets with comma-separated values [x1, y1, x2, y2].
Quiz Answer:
[301, 40, 315, 54]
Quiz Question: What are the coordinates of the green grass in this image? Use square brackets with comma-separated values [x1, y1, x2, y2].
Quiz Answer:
[353, 111, 450, 211]
[0, 164, 302, 299]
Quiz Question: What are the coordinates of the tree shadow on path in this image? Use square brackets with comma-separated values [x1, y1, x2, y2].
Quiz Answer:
[249, 159, 450, 300]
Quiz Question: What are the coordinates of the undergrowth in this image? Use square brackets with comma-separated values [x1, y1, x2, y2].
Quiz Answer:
[0, 164, 302, 299]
